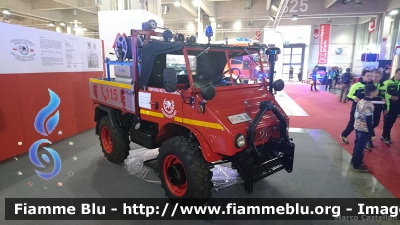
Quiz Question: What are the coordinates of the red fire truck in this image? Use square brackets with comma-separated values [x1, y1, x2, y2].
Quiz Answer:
[89, 23, 294, 205]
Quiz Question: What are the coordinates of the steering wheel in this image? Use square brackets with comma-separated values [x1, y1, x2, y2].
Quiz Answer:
[222, 68, 241, 83]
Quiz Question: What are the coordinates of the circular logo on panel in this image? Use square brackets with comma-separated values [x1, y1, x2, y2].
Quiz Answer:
[11, 39, 36, 61]
[161, 99, 177, 118]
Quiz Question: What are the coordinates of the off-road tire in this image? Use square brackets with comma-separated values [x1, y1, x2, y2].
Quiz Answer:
[98, 116, 130, 164]
[158, 136, 213, 205]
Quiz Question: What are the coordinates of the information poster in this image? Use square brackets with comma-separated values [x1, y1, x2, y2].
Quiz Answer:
[0, 23, 102, 74]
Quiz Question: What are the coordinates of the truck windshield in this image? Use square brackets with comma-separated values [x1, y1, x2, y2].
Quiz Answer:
[187, 49, 262, 88]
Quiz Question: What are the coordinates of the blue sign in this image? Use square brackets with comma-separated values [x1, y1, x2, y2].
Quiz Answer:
[29, 89, 62, 180]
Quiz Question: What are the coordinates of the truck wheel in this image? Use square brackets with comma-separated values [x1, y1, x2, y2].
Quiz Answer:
[98, 116, 130, 164]
[158, 136, 213, 205]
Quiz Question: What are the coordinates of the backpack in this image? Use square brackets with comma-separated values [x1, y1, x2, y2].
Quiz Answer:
[341, 73, 351, 83]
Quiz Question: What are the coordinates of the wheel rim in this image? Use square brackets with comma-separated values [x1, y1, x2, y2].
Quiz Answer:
[163, 155, 187, 197]
[100, 126, 113, 154]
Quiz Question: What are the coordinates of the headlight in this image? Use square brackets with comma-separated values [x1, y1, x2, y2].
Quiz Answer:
[235, 134, 246, 148]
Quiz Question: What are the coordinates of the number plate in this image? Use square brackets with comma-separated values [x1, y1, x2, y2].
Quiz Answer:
[228, 113, 252, 124]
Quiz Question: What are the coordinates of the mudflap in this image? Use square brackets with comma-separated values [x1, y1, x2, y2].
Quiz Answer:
[231, 100, 295, 194]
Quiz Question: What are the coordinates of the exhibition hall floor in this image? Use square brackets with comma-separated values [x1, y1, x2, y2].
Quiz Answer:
[0, 83, 398, 225]
[1, 129, 394, 225]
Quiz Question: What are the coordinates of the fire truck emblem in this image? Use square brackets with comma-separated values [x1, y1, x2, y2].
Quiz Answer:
[162, 99, 177, 118]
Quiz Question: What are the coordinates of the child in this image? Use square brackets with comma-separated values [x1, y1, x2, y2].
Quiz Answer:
[351, 84, 378, 172]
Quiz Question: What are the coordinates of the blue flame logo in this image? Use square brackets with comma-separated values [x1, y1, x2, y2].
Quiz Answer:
[29, 89, 62, 180]
[34, 89, 60, 136]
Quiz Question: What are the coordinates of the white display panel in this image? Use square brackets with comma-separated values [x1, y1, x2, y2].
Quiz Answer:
[0, 23, 103, 74]
[98, 10, 164, 61]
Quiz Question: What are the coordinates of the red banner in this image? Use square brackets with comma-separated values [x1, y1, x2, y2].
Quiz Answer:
[255, 31, 261, 40]
[369, 20, 376, 33]
[318, 24, 331, 65]
[314, 29, 319, 39]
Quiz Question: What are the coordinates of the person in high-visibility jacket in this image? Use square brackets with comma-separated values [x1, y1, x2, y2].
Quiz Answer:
[340, 70, 373, 144]
[365, 70, 387, 150]
[381, 68, 400, 145]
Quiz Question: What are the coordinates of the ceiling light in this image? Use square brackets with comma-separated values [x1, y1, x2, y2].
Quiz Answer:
[209, 17, 215, 22]
[271, 5, 278, 11]
[187, 23, 195, 31]
[292, 15, 298, 21]
[83, 27, 88, 31]
[234, 21, 241, 30]
[162, 5, 169, 14]
[389, 9, 399, 16]
[59, 22, 66, 27]
[217, 22, 221, 28]
[47, 22, 56, 27]
[354, 0, 362, 6]
[174, 0, 181, 7]
[245, 0, 252, 10]
[192, 0, 199, 7]
[2, 9, 11, 15]
[342, 0, 352, 4]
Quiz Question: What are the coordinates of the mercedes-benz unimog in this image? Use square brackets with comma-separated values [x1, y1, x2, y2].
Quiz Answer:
[89, 21, 295, 205]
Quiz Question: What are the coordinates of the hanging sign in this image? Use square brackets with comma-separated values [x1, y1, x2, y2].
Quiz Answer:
[255, 31, 261, 40]
[368, 20, 376, 33]
[318, 24, 331, 65]
[314, 29, 319, 39]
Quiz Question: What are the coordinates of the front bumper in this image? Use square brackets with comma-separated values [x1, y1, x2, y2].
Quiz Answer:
[231, 101, 295, 194]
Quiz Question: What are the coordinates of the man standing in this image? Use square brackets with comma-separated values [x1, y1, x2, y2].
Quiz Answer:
[339, 68, 352, 103]
[311, 66, 318, 91]
[365, 70, 386, 150]
[332, 67, 340, 89]
[298, 68, 303, 82]
[340, 70, 373, 144]
[381, 67, 391, 83]
[381, 68, 400, 146]
[325, 68, 335, 91]
[289, 66, 294, 82]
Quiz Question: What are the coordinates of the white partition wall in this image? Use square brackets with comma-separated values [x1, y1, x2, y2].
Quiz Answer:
[263, 26, 312, 80]
[98, 10, 164, 60]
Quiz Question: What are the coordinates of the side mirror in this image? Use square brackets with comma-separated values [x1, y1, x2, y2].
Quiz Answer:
[163, 68, 177, 92]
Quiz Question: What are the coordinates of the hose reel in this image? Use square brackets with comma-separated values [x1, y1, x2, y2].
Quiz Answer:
[114, 34, 144, 62]
[114, 34, 131, 62]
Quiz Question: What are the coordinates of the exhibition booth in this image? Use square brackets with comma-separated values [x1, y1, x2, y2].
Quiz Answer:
[0, 22, 103, 161]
